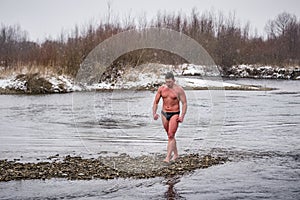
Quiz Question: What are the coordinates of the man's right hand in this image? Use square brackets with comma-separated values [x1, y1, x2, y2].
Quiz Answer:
[153, 113, 159, 120]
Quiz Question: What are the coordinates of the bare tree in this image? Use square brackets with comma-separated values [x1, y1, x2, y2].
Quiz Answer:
[265, 12, 297, 38]
[1, 10, 299, 77]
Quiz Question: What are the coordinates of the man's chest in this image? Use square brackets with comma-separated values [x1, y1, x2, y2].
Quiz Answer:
[161, 88, 178, 100]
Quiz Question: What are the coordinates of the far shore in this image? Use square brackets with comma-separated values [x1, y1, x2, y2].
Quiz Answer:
[0, 64, 298, 95]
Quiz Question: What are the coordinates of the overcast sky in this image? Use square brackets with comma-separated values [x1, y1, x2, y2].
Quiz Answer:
[1, 0, 300, 42]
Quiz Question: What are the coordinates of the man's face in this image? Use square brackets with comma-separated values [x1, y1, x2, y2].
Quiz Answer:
[165, 78, 175, 88]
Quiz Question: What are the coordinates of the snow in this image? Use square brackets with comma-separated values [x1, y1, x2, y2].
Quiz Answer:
[0, 75, 75, 93]
[229, 64, 299, 79]
[48, 75, 74, 92]
[0, 64, 280, 93]
[77, 63, 259, 91]
[0, 77, 27, 91]
[0, 79, 10, 88]
[177, 77, 239, 88]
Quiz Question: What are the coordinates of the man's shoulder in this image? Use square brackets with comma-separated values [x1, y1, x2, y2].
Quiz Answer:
[158, 85, 167, 90]
[157, 85, 165, 94]
[175, 84, 184, 92]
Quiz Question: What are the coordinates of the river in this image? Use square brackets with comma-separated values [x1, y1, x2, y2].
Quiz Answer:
[0, 79, 299, 199]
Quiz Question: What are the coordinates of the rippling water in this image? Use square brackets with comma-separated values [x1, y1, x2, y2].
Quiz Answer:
[0, 79, 299, 199]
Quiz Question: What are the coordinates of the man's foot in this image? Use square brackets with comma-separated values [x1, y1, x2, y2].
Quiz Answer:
[163, 158, 170, 163]
[171, 155, 179, 161]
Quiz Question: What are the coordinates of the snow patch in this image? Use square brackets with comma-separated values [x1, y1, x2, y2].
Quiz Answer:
[0, 63, 280, 94]
[228, 65, 300, 79]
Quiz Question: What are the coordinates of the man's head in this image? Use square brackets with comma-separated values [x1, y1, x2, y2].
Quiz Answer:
[165, 72, 175, 88]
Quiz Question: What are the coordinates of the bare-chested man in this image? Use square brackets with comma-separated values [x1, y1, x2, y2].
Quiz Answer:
[152, 72, 187, 163]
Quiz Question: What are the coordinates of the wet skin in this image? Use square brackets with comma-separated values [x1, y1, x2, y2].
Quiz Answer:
[152, 78, 187, 162]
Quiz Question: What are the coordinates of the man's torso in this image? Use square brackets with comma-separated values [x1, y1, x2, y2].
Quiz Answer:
[161, 85, 180, 112]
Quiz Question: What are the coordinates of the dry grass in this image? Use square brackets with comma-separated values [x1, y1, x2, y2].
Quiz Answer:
[0, 65, 63, 79]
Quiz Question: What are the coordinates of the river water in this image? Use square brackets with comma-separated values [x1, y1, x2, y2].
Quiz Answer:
[0, 79, 299, 199]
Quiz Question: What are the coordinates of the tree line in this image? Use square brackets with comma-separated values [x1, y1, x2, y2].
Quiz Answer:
[0, 10, 299, 77]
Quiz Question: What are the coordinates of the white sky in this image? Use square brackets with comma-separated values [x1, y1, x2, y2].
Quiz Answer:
[1, 0, 300, 42]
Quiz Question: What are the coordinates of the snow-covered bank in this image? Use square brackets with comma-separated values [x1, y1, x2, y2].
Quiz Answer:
[0, 64, 278, 94]
[86, 63, 267, 91]
[226, 65, 300, 80]
[0, 73, 74, 94]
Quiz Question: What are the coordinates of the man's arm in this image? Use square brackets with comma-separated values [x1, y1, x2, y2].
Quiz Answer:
[178, 88, 187, 122]
[152, 87, 162, 120]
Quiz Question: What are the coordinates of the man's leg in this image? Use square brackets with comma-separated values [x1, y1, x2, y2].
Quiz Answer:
[162, 114, 179, 162]
[161, 114, 171, 162]
[168, 115, 179, 161]
[165, 138, 174, 162]
[165, 137, 177, 162]
[171, 139, 178, 161]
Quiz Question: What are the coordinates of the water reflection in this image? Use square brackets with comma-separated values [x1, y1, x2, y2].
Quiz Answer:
[164, 176, 185, 200]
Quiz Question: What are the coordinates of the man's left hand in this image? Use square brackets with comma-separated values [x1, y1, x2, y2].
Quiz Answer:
[177, 116, 184, 123]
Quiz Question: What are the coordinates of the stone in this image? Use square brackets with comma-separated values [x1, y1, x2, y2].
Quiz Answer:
[0, 154, 228, 182]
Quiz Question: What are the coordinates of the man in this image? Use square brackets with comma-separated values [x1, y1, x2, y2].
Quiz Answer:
[152, 72, 187, 163]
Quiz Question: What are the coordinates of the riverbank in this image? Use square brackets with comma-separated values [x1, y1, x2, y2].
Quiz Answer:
[0, 73, 74, 94]
[226, 65, 300, 80]
[1, 64, 298, 94]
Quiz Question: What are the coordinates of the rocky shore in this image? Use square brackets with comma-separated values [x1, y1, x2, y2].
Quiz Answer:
[1, 64, 298, 94]
[0, 154, 228, 181]
[0, 73, 74, 94]
[226, 65, 300, 80]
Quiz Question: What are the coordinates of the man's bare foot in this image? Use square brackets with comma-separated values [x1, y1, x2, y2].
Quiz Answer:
[171, 155, 179, 161]
[163, 158, 170, 163]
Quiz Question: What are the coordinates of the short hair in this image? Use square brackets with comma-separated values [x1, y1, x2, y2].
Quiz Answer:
[165, 72, 175, 80]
